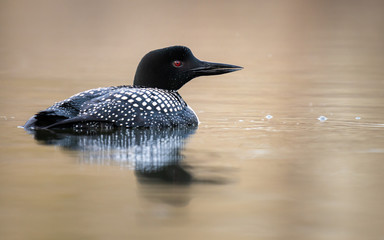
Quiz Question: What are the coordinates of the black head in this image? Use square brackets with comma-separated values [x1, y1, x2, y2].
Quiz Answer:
[133, 46, 242, 90]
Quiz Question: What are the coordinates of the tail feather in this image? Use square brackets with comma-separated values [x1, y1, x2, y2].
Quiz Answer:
[24, 111, 68, 129]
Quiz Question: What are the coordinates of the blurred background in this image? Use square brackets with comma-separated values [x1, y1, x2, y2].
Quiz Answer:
[1, 0, 384, 240]
[2, 0, 382, 81]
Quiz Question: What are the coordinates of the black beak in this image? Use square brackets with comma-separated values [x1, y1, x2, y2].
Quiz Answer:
[191, 61, 243, 76]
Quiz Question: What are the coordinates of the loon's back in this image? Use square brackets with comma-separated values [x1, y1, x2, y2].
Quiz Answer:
[24, 86, 198, 129]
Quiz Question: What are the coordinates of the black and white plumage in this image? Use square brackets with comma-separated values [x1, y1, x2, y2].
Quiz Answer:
[38, 86, 197, 128]
[24, 46, 242, 130]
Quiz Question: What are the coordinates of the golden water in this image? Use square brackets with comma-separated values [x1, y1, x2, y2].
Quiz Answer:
[1, 0, 384, 239]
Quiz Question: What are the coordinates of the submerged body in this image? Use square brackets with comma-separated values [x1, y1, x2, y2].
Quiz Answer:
[24, 46, 241, 130]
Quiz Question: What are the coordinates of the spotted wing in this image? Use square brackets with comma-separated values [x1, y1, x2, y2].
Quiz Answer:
[78, 87, 196, 128]
[24, 86, 123, 129]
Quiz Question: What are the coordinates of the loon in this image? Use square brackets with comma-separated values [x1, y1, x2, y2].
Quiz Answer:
[24, 46, 242, 130]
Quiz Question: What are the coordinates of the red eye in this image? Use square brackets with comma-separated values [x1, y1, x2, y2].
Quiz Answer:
[172, 60, 183, 68]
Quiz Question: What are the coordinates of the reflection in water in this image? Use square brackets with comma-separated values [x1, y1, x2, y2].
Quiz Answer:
[28, 127, 197, 184]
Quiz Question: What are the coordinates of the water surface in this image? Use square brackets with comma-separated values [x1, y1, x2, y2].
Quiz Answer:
[1, 1, 384, 240]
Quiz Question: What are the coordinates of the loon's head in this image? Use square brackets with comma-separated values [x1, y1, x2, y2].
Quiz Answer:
[133, 46, 242, 90]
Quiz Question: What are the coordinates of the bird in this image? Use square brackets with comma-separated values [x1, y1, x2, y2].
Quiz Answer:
[24, 46, 242, 130]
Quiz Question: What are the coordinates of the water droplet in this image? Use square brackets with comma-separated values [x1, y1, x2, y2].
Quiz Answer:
[266, 115, 273, 120]
[318, 116, 328, 122]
